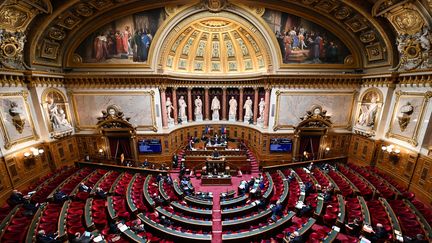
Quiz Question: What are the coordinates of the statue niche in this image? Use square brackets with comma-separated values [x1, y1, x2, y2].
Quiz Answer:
[354, 89, 382, 137]
[42, 89, 73, 139]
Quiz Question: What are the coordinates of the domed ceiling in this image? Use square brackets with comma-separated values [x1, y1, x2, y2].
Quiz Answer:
[161, 17, 269, 74]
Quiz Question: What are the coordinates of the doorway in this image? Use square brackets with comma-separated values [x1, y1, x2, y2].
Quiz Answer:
[299, 135, 321, 161]
[108, 137, 132, 162]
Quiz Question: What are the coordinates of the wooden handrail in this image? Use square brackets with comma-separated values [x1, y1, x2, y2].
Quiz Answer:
[263, 156, 348, 171]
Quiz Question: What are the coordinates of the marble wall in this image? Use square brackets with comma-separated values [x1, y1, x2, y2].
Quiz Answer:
[273, 90, 356, 130]
[71, 91, 156, 130]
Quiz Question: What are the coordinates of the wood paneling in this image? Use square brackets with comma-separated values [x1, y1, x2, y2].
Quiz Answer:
[347, 134, 376, 166]
[323, 133, 351, 158]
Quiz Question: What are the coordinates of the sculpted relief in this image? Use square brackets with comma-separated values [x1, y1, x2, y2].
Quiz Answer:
[43, 89, 73, 138]
[354, 90, 382, 137]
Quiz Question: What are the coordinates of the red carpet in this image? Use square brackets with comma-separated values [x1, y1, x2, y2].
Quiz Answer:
[212, 194, 222, 243]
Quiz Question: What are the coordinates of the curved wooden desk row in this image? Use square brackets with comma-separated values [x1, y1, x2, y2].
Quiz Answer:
[222, 208, 272, 229]
[159, 180, 170, 201]
[184, 196, 213, 207]
[357, 196, 371, 226]
[221, 201, 257, 218]
[137, 213, 212, 242]
[70, 170, 99, 197]
[85, 198, 94, 229]
[155, 207, 212, 228]
[170, 201, 212, 218]
[404, 199, 432, 240]
[143, 175, 155, 208]
[332, 170, 360, 196]
[379, 197, 403, 240]
[262, 172, 274, 200]
[107, 196, 117, 220]
[127, 174, 139, 213]
[90, 171, 114, 195]
[277, 170, 289, 204]
[291, 170, 306, 203]
[314, 195, 324, 217]
[76, 161, 168, 175]
[57, 200, 71, 239]
[47, 169, 84, 200]
[25, 204, 45, 243]
[341, 165, 377, 198]
[173, 180, 184, 197]
[0, 205, 20, 238]
[336, 194, 346, 226]
[222, 211, 296, 242]
[109, 172, 125, 194]
[221, 194, 248, 208]
[317, 168, 340, 193]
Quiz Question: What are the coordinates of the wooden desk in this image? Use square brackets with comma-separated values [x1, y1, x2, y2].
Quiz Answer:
[202, 175, 232, 185]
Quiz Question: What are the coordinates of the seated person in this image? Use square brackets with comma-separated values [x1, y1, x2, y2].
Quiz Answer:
[403, 234, 428, 243]
[287, 171, 295, 182]
[165, 175, 173, 185]
[8, 190, 26, 206]
[159, 215, 172, 227]
[152, 193, 164, 205]
[271, 201, 283, 221]
[287, 231, 303, 243]
[37, 230, 60, 243]
[142, 159, 149, 167]
[212, 168, 218, 175]
[156, 173, 163, 182]
[70, 231, 94, 243]
[53, 190, 69, 203]
[298, 203, 313, 217]
[78, 183, 91, 193]
[346, 217, 362, 236]
[368, 223, 388, 242]
[304, 181, 313, 195]
[130, 219, 145, 233]
[95, 187, 107, 199]
[212, 148, 219, 158]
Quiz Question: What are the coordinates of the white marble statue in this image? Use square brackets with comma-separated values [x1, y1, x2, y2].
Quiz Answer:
[258, 97, 265, 122]
[48, 98, 71, 129]
[243, 96, 253, 122]
[357, 96, 378, 127]
[194, 95, 203, 121]
[166, 97, 174, 121]
[178, 96, 187, 122]
[211, 96, 220, 121]
[229, 96, 237, 121]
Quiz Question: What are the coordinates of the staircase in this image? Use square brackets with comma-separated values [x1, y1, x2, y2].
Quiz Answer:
[247, 149, 260, 174]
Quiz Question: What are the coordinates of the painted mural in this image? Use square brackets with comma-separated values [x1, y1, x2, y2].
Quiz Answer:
[263, 10, 351, 64]
[74, 8, 166, 64]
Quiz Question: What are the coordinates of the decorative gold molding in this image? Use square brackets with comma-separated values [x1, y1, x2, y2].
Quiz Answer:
[386, 91, 432, 146]
[0, 90, 38, 149]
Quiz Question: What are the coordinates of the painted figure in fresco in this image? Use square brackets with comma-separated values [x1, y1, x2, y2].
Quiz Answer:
[122, 26, 131, 54]
[93, 33, 109, 62]
[283, 32, 292, 62]
[140, 29, 151, 62]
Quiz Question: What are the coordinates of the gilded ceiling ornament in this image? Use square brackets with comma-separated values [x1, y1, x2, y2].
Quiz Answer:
[0, 6, 29, 30]
[48, 27, 66, 41]
[88, 0, 114, 10]
[345, 16, 369, 32]
[205, 0, 227, 12]
[40, 39, 60, 60]
[359, 30, 377, 43]
[75, 3, 94, 17]
[393, 27, 432, 71]
[334, 6, 351, 20]
[301, 0, 318, 5]
[365, 43, 384, 61]
[314, 0, 339, 13]
[97, 105, 133, 129]
[390, 9, 424, 35]
[57, 12, 81, 30]
[0, 29, 29, 69]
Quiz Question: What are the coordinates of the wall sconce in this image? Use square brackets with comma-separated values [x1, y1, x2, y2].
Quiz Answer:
[98, 148, 105, 157]
[24, 147, 44, 158]
[381, 144, 400, 164]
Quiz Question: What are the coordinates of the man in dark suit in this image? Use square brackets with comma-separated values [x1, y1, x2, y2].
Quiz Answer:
[212, 148, 219, 158]
[172, 154, 178, 168]
[53, 190, 69, 203]
[369, 223, 388, 241]
[288, 231, 303, 243]
[37, 230, 60, 243]
[8, 190, 25, 206]
[95, 187, 107, 199]
[78, 183, 91, 193]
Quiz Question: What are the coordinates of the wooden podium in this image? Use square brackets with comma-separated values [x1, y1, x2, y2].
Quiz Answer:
[201, 175, 232, 185]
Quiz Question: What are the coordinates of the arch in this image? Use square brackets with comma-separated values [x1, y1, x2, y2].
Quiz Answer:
[41, 88, 73, 136]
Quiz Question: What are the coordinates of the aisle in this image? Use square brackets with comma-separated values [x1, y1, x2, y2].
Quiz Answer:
[212, 194, 222, 243]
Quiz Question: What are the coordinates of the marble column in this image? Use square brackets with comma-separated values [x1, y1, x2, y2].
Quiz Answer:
[204, 88, 210, 120]
[263, 87, 271, 128]
[253, 87, 259, 124]
[187, 88, 193, 122]
[222, 88, 227, 120]
[239, 88, 244, 121]
[172, 87, 178, 124]
[160, 87, 168, 129]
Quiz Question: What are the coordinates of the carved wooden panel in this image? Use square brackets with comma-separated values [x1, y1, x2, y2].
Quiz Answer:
[347, 134, 375, 166]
